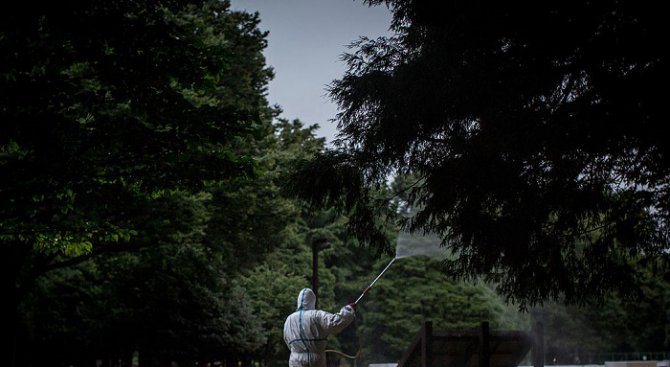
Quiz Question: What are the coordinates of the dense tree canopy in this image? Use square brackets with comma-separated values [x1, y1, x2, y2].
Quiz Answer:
[0, 0, 272, 269]
[294, 0, 670, 305]
[1, 0, 275, 365]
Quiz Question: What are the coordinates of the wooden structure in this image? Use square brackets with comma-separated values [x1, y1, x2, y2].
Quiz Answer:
[397, 322, 534, 367]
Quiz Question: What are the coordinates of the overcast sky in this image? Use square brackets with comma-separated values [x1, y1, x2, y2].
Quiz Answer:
[230, 0, 393, 144]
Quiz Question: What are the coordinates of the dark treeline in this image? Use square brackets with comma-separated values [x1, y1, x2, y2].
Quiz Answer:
[0, 0, 289, 365]
[2, 1, 669, 367]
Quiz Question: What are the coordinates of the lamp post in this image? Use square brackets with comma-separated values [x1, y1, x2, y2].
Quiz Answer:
[311, 238, 329, 308]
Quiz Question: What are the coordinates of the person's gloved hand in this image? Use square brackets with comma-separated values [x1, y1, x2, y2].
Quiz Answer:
[346, 302, 357, 310]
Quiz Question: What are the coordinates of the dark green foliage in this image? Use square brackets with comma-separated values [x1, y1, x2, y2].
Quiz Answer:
[0, 0, 272, 269]
[14, 116, 313, 366]
[1, 0, 278, 365]
[24, 249, 263, 366]
[294, 0, 670, 306]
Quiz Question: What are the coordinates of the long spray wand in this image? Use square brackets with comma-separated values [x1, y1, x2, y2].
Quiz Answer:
[354, 257, 396, 304]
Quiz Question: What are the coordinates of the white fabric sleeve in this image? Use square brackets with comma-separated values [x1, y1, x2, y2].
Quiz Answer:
[318, 305, 355, 335]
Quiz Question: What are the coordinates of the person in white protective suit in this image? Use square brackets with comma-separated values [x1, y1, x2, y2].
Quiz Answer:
[283, 288, 356, 367]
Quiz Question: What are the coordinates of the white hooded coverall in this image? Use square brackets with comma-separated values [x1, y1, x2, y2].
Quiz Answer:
[283, 288, 355, 367]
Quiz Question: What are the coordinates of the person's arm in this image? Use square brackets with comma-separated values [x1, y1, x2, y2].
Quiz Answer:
[318, 305, 356, 335]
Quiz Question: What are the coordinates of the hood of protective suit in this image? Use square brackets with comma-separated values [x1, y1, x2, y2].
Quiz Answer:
[296, 288, 316, 310]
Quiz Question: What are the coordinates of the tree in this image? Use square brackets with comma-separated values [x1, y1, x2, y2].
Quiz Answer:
[228, 119, 319, 367]
[1, 0, 274, 364]
[294, 0, 669, 306]
[17, 118, 325, 366]
[18, 187, 275, 367]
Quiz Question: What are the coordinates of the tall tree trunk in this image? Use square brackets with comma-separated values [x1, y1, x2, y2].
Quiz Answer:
[2, 242, 31, 367]
[4, 242, 54, 367]
[4, 287, 18, 367]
